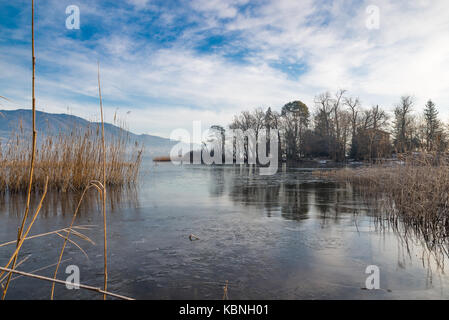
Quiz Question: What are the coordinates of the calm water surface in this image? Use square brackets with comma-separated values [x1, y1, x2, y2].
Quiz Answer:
[0, 163, 448, 299]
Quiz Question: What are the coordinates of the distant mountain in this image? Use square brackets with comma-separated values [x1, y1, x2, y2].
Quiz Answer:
[0, 109, 178, 158]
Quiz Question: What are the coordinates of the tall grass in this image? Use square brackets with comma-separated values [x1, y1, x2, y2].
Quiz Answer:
[97, 61, 108, 300]
[1, 0, 39, 299]
[0, 121, 143, 192]
[320, 154, 449, 258]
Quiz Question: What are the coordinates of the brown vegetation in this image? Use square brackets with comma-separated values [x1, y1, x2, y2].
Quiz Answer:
[320, 155, 449, 257]
[0, 123, 143, 192]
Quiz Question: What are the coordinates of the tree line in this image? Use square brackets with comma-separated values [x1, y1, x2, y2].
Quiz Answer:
[209, 90, 447, 163]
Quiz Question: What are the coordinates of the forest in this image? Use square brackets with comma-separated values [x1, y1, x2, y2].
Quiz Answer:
[211, 90, 446, 163]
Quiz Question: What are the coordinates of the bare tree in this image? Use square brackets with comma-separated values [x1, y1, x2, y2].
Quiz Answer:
[393, 96, 414, 153]
[344, 96, 360, 139]
[370, 105, 389, 131]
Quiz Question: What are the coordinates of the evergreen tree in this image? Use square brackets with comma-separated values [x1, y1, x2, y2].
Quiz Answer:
[423, 99, 440, 151]
[281, 101, 309, 160]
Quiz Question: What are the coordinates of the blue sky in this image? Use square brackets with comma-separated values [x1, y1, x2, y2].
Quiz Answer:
[1, 0, 449, 138]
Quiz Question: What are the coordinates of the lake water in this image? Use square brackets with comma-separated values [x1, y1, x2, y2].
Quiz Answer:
[1, 163, 448, 299]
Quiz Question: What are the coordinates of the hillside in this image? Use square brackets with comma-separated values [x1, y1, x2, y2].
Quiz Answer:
[0, 109, 178, 158]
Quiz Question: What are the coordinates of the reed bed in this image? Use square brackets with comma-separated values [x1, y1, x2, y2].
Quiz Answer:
[0, 122, 143, 192]
[319, 155, 449, 257]
[1, 0, 138, 300]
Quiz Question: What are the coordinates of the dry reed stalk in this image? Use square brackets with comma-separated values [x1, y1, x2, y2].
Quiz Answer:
[50, 180, 102, 299]
[0, 267, 134, 300]
[222, 280, 229, 300]
[0, 255, 31, 285]
[9, 258, 72, 282]
[0, 176, 48, 298]
[0, 225, 95, 248]
[2, 0, 38, 299]
[97, 61, 108, 300]
[69, 228, 96, 245]
[54, 232, 89, 259]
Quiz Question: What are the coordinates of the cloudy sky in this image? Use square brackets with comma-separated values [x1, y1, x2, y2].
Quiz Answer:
[1, 0, 449, 138]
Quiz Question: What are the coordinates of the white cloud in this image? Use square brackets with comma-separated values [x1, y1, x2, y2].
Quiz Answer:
[190, 0, 249, 19]
[222, 0, 449, 112]
[2, 0, 449, 139]
[127, 0, 152, 10]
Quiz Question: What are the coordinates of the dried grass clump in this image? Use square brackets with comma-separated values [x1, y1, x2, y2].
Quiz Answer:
[0, 122, 143, 192]
[321, 155, 449, 254]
